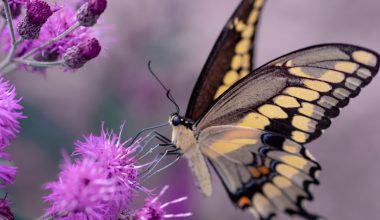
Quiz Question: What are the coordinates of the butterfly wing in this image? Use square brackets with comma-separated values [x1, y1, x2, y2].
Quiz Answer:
[196, 44, 380, 144]
[198, 125, 320, 219]
[186, 0, 266, 121]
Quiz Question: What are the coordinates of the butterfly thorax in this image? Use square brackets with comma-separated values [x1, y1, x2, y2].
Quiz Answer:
[168, 114, 196, 152]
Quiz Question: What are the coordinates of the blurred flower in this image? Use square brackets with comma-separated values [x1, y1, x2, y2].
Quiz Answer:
[31, 6, 97, 62]
[17, 0, 53, 39]
[0, 78, 24, 148]
[63, 37, 101, 69]
[44, 158, 121, 220]
[77, 0, 107, 27]
[0, 0, 25, 19]
[0, 196, 15, 220]
[0, 153, 17, 187]
[0, 0, 105, 73]
[134, 185, 192, 220]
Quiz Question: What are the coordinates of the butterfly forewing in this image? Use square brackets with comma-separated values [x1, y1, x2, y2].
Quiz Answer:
[186, 0, 266, 121]
[195, 44, 380, 144]
[198, 126, 320, 219]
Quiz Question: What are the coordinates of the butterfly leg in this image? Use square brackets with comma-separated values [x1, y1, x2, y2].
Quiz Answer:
[141, 149, 182, 180]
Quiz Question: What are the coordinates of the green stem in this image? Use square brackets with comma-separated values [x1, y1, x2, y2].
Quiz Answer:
[1, 0, 16, 44]
[0, 38, 23, 72]
[13, 58, 64, 67]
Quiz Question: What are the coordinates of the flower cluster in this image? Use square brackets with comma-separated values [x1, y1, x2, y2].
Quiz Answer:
[0, 78, 24, 219]
[0, 77, 23, 186]
[0, 0, 106, 74]
[44, 124, 191, 220]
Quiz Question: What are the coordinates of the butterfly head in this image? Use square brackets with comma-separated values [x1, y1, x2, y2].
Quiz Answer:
[169, 113, 193, 129]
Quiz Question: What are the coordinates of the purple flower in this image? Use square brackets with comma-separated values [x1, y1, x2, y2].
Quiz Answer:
[73, 124, 144, 208]
[77, 0, 107, 27]
[0, 196, 15, 220]
[0, 78, 24, 148]
[135, 186, 192, 220]
[44, 124, 153, 219]
[44, 158, 120, 220]
[17, 0, 53, 39]
[63, 38, 101, 69]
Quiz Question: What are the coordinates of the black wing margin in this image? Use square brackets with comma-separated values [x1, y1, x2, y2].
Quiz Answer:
[186, 0, 266, 121]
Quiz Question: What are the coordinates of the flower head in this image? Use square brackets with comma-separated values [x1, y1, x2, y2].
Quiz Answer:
[77, 0, 107, 27]
[63, 37, 101, 69]
[73, 123, 144, 208]
[26, 0, 53, 24]
[44, 124, 152, 219]
[134, 186, 192, 220]
[44, 158, 120, 220]
[0, 78, 24, 148]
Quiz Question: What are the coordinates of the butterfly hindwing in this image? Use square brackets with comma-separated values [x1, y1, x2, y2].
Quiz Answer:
[186, 0, 266, 121]
[196, 44, 380, 144]
[198, 126, 320, 219]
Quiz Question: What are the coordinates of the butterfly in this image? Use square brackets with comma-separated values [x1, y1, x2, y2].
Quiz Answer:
[156, 0, 380, 219]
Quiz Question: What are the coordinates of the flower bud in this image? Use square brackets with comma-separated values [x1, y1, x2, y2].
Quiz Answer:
[26, 0, 53, 24]
[16, 0, 53, 39]
[16, 17, 42, 40]
[77, 0, 107, 27]
[63, 38, 101, 69]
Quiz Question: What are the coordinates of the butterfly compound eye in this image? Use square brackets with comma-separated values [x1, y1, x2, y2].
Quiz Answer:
[171, 115, 181, 126]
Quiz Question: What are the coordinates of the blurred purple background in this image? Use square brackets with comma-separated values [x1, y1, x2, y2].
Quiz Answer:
[4, 0, 380, 219]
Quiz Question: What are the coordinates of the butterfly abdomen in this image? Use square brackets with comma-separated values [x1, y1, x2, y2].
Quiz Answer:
[170, 123, 213, 197]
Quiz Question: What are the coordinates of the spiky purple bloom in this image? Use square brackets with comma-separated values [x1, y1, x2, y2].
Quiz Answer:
[134, 186, 192, 220]
[77, 0, 107, 27]
[0, 78, 24, 148]
[73, 124, 144, 209]
[0, 197, 15, 220]
[44, 124, 151, 219]
[16, 0, 53, 39]
[63, 37, 101, 69]
[44, 158, 120, 220]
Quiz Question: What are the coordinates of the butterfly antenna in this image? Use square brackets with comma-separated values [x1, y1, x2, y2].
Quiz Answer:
[148, 61, 180, 114]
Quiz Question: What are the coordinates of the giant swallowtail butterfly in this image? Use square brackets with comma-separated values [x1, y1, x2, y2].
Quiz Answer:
[157, 0, 379, 219]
